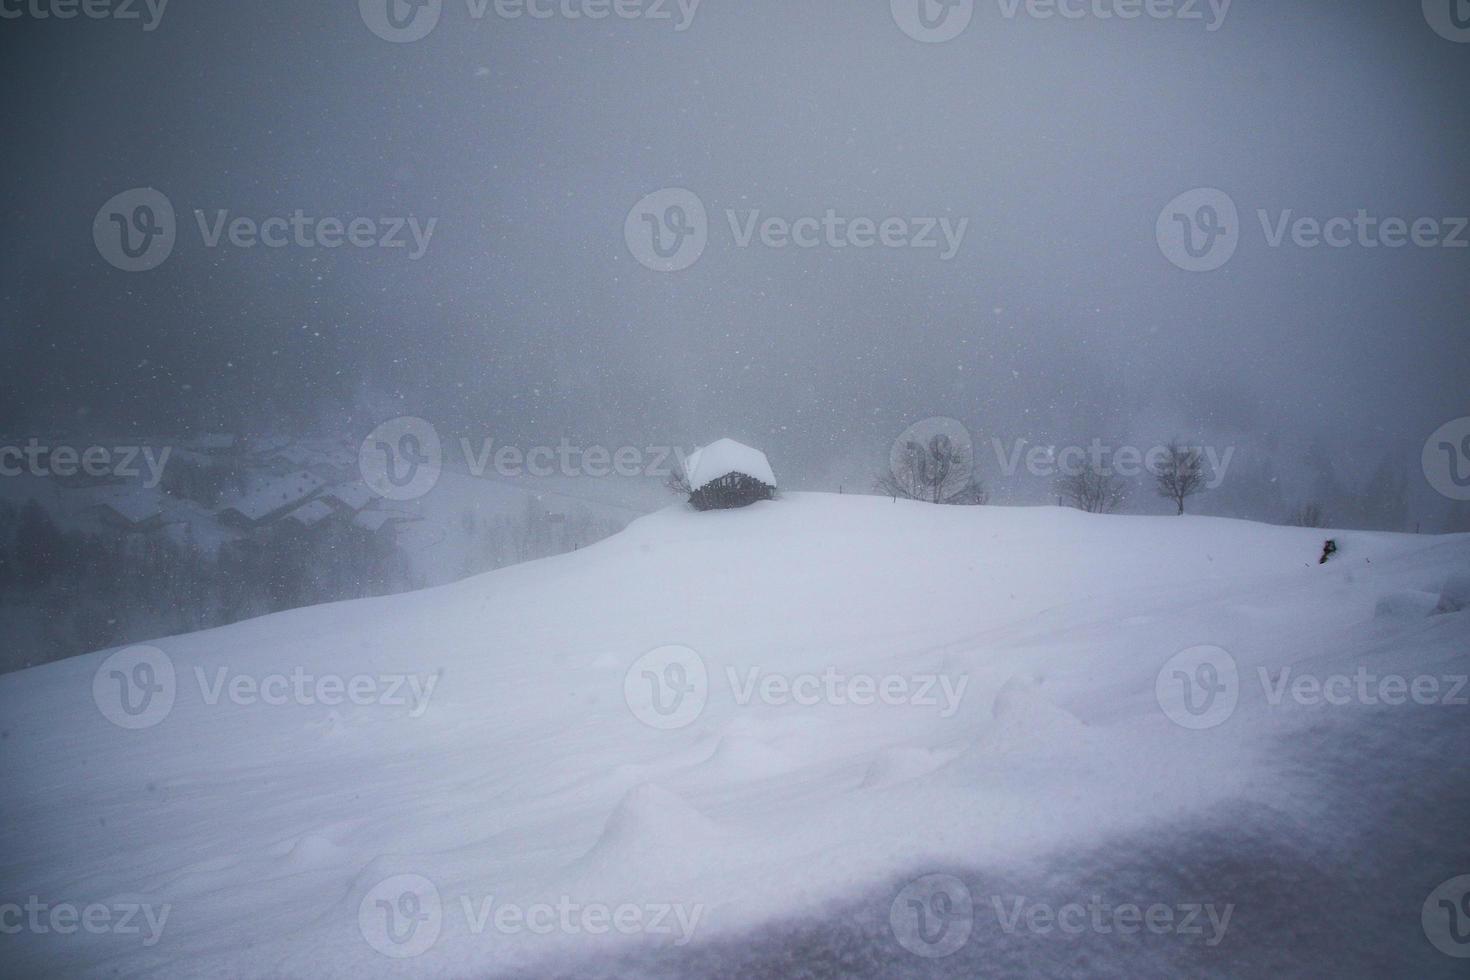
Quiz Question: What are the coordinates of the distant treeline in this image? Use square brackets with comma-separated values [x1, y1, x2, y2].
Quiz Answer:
[0, 498, 621, 674]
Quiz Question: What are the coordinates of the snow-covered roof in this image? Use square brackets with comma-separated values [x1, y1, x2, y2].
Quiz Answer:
[245, 436, 292, 456]
[323, 481, 375, 512]
[94, 490, 162, 525]
[353, 510, 398, 532]
[284, 499, 335, 528]
[218, 470, 325, 523]
[683, 438, 776, 491]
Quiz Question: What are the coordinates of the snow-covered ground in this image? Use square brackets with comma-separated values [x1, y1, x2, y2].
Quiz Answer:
[1, 495, 1467, 977]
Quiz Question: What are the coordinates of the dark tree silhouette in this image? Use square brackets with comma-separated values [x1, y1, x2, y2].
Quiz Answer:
[1056, 463, 1127, 514]
[1154, 441, 1206, 515]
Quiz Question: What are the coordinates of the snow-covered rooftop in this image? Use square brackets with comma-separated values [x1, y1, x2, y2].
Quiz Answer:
[323, 481, 374, 512]
[284, 499, 335, 528]
[352, 509, 397, 532]
[218, 470, 325, 523]
[683, 438, 776, 491]
[94, 490, 162, 525]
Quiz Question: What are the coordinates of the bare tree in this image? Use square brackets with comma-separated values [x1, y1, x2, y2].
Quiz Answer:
[875, 434, 988, 505]
[1287, 502, 1328, 528]
[664, 467, 691, 496]
[1154, 441, 1205, 515]
[1056, 463, 1127, 514]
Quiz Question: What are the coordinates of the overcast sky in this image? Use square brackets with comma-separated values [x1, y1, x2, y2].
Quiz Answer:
[1, 0, 1466, 522]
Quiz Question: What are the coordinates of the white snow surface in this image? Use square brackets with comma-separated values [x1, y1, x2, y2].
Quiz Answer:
[682, 438, 775, 490]
[1, 495, 1468, 977]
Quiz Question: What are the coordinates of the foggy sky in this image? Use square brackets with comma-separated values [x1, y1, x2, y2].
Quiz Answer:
[2, 0, 1467, 522]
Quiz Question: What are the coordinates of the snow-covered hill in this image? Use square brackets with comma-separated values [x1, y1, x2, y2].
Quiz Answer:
[2, 495, 1468, 977]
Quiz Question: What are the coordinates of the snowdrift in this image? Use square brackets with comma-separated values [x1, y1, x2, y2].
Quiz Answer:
[2, 494, 1467, 977]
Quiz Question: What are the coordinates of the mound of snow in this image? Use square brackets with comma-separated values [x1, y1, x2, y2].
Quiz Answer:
[1436, 569, 1470, 614]
[573, 784, 724, 881]
[1374, 590, 1441, 620]
[859, 746, 955, 790]
[1, 494, 1466, 977]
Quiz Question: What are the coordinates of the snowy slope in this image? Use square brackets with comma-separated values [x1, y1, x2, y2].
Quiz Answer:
[1, 495, 1468, 977]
